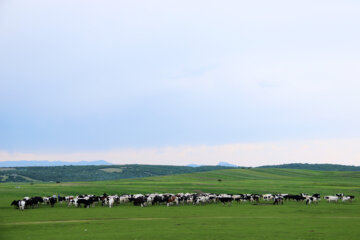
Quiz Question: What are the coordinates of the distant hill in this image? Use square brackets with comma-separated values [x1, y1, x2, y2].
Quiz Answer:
[0, 164, 235, 183]
[217, 162, 238, 167]
[188, 162, 238, 167]
[2, 162, 360, 183]
[187, 164, 202, 167]
[258, 163, 360, 171]
[0, 160, 112, 167]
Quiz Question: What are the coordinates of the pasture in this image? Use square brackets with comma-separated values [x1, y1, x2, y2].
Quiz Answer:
[1, 168, 360, 240]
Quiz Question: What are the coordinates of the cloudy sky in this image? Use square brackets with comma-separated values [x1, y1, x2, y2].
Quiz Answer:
[1, 0, 360, 166]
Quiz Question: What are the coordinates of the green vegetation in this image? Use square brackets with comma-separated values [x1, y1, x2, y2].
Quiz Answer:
[259, 163, 360, 171]
[1, 168, 360, 240]
[0, 165, 234, 183]
[2, 163, 360, 183]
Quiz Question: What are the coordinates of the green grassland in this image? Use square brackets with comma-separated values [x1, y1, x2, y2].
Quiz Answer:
[1, 168, 360, 240]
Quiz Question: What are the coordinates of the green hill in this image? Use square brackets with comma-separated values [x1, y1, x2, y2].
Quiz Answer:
[258, 163, 360, 171]
[0, 164, 235, 183]
[2, 163, 360, 183]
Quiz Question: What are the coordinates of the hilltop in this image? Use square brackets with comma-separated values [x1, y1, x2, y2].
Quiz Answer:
[258, 163, 360, 171]
[0, 164, 234, 183]
[1, 162, 360, 183]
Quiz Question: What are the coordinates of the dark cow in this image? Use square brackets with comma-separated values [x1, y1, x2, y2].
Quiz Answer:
[284, 195, 306, 201]
[58, 196, 66, 204]
[11, 200, 20, 209]
[218, 195, 232, 206]
[77, 198, 94, 208]
[133, 196, 147, 207]
[49, 197, 57, 207]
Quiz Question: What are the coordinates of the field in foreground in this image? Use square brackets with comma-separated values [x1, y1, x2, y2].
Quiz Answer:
[1, 168, 360, 240]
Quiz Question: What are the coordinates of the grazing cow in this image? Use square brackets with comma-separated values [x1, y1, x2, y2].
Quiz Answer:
[133, 195, 147, 207]
[342, 196, 355, 202]
[324, 196, 339, 203]
[232, 195, 242, 202]
[166, 196, 179, 207]
[77, 198, 94, 208]
[195, 196, 209, 205]
[18, 200, 26, 210]
[151, 195, 164, 205]
[300, 193, 309, 198]
[10, 200, 26, 210]
[263, 194, 274, 201]
[11, 200, 20, 209]
[312, 193, 321, 199]
[108, 197, 115, 208]
[284, 194, 306, 201]
[336, 193, 344, 198]
[240, 194, 253, 202]
[273, 195, 284, 205]
[32, 197, 44, 207]
[306, 197, 318, 205]
[218, 194, 232, 206]
[119, 195, 130, 204]
[25, 198, 38, 208]
[49, 197, 57, 207]
[250, 194, 261, 202]
[58, 196, 66, 204]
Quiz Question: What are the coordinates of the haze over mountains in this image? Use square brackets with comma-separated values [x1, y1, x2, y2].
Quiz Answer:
[0, 160, 359, 171]
[0, 160, 112, 167]
[1, 160, 239, 168]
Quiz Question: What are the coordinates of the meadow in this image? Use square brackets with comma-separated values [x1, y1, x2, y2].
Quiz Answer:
[1, 168, 360, 240]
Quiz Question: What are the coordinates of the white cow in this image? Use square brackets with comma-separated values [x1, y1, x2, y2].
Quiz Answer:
[342, 196, 355, 202]
[119, 196, 130, 204]
[108, 197, 115, 208]
[195, 196, 209, 205]
[263, 194, 274, 201]
[324, 196, 339, 202]
[19, 200, 26, 210]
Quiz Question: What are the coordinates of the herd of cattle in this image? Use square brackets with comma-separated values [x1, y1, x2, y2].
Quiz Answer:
[11, 193, 355, 210]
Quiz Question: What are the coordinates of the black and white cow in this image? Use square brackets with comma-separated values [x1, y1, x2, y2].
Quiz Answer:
[218, 194, 233, 206]
[11, 200, 26, 210]
[273, 195, 284, 205]
[132, 195, 147, 207]
[324, 196, 339, 202]
[341, 195, 355, 202]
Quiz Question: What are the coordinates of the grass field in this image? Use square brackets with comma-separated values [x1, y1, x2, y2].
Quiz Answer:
[1, 168, 360, 240]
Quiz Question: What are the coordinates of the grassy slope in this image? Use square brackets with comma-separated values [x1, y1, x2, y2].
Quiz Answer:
[0, 165, 234, 182]
[1, 168, 360, 240]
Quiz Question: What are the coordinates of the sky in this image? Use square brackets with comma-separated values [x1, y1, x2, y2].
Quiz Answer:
[1, 0, 360, 166]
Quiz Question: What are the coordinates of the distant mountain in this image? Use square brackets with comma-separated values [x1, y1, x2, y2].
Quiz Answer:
[187, 164, 202, 167]
[217, 162, 238, 167]
[0, 160, 112, 167]
[258, 163, 360, 171]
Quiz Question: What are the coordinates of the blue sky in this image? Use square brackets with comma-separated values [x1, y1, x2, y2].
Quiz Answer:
[1, 1, 360, 166]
